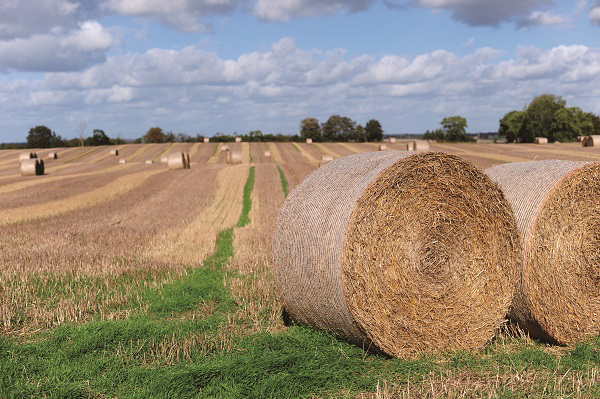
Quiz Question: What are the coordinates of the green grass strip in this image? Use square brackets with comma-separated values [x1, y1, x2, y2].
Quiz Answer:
[276, 164, 288, 197]
[290, 142, 301, 153]
[248, 143, 253, 164]
[236, 166, 255, 228]
[152, 142, 175, 163]
[212, 142, 219, 157]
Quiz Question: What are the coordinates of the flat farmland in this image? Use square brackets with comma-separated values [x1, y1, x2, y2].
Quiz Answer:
[1, 141, 599, 398]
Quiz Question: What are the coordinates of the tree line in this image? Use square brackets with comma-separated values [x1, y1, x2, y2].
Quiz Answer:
[498, 94, 600, 143]
[299, 115, 383, 142]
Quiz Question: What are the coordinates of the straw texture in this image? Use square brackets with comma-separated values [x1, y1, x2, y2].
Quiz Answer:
[486, 161, 600, 344]
[167, 152, 186, 169]
[274, 151, 520, 358]
[535, 137, 548, 144]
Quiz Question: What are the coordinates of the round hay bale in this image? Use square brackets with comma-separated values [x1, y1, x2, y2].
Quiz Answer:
[203, 137, 210, 143]
[584, 135, 600, 147]
[160, 155, 168, 164]
[534, 137, 548, 144]
[167, 152, 186, 170]
[264, 150, 272, 158]
[36, 159, 44, 175]
[407, 142, 415, 151]
[378, 144, 387, 151]
[413, 140, 430, 151]
[19, 152, 34, 162]
[486, 161, 600, 344]
[32, 153, 38, 159]
[274, 152, 520, 358]
[20, 159, 40, 176]
[47, 152, 58, 159]
[227, 148, 242, 164]
[110, 149, 119, 156]
[318, 154, 334, 166]
[221, 144, 229, 152]
[235, 136, 242, 143]
[306, 138, 313, 144]
[388, 137, 397, 144]
[145, 159, 153, 164]
[185, 153, 191, 169]
[118, 158, 127, 164]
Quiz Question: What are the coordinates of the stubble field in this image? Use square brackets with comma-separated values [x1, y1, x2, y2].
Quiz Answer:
[1, 141, 599, 398]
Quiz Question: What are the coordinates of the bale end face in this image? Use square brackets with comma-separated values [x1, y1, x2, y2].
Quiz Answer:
[378, 144, 387, 151]
[203, 138, 210, 143]
[167, 152, 186, 169]
[306, 138, 313, 144]
[535, 137, 548, 144]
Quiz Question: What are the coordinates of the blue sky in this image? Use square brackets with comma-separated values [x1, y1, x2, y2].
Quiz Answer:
[1, 0, 599, 142]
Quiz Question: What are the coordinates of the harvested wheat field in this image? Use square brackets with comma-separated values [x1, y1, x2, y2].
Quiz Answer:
[0, 141, 599, 398]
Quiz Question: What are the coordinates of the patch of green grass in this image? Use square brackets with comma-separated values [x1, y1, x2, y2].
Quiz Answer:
[290, 142, 301, 153]
[236, 166, 255, 228]
[276, 164, 288, 197]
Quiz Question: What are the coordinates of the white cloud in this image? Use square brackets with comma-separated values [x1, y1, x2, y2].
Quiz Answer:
[0, 21, 116, 72]
[590, 4, 600, 24]
[516, 11, 570, 28]
[254, 0, 374, 21]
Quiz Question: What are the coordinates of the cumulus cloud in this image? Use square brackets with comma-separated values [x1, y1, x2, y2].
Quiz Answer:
[590, 3, 600, 25]
[0, 21, 116, 72]
[516, 11, 570, 28]
[253, 0, 374, 21]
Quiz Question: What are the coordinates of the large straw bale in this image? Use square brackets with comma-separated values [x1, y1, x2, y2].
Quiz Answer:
[47, 152, 58, 159]
[118, 158, 127, 164]
[19, 152, 35, 162]
[227, 147, 242, 164]
[319, 154, 334, 166]
[167, 152, 186, 169]
[274, 152, 520, 358]
[407, 142, 415, 151]
[378, 144, 387, 151]
[235, 137, 242, 143]
[110, 149, 119, 156]
[306, 138, 313, 144]
[388, 137, 397, 144]
[203, 137, 210, 143]
[584, 135, 600, 147]
[264, 150, 272, 158]
[534, 137, 548, 144]
[413, 140, 430, 151]
[486, 161, 600, 344]
[20, 159, 44, 176]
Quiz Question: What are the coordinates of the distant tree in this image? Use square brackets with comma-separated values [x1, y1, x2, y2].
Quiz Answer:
[247, 130, 263, 142]
[589, 112, 600, 135]
[423, 129, 445, 142]
[86, 129, 111, 146]
[322, 115, 356, 142]
[144, 127, 165, 143]
[549, 107, 592, 142]
[365, 119, 384, 142]
[519, 94, 566, 142]
[50, 132, 65, 147]
[441, 116, 468, 142]
[355, 124, 366, 142]
[498, 110, 525, 143]
[26, 125, 53, 148]
[300, 117, 322, 142]
[164, 131, 176, 142]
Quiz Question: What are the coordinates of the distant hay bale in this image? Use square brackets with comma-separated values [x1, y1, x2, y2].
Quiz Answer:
[227, 148, 242, 164]
[221, 144, 229, 152]
[486, 160, 600, 345]
[110, 149, 119, 156]
[264, 150, 272, 158]
[584, 135, 600, 147]
[19, 152, 35, 162]
[145, 159, 153, 164]
[274, 152, 520, 358]
[534, 137, 548, 144]
[378, 144, 387, 151]
[118, 158, 127, 164]
[160, 155, 168, 164]
[47, 152, 58, 159]
[20, 159, 43, 176]
[32, 153, 38, 159]
[235, 137, 242, 143]
[406, 142, 415, 151]
[413, 140, 430, 151]
[306, 138, 313, 144]
[203, 137, 210, 143]
[388, 137, 397, 144]
[167, 152, 186, 169]
[319, 154, 334, 166]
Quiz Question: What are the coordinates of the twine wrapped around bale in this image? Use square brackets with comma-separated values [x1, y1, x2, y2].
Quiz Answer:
[167, 152, 186, 169]
[235, 137, 242, 143]
[535, 137, 548, 144]
[486, 160, 600, 345]
[20, 159, 44, 176]
[378, 144, 387, 151]
[584, 135, 600, 147]
[274, 152, 520, 358]
[47, 152, 58, 159]
[110, 149, 119, 156]
[203, 138, 210, 143]
[264, 150, 272, 158]
[413, 140, 430, 151]
[388, 137, 397, 144]
[306, 138, 313, 144]
[227, 147, 242, 164]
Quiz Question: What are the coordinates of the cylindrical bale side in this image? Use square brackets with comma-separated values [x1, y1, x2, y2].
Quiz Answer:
[118, 158, 127, 164]
[274, 152, 520, 358]
[264, 150, 272, 158]
[47, 152, 58, 159]
[486, 161, 600, 345]
[20, 159, 39, 176]
[378, 144, 387, 151]
[227, 148, 242, 164]
[19, 152, 33, 162]
[306, 138, 313, 144]
[388, 137, 397, 144]
[235, 137, 242, 143]
[585, 135, 600, 147]
[145, 159, 153, 164]
[110, 149, 119, 156]
[167, 152, 186, 169]
[413, 140, 430, 151]
[534, 137, 548, 144]
[203, 138, 210, 143]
